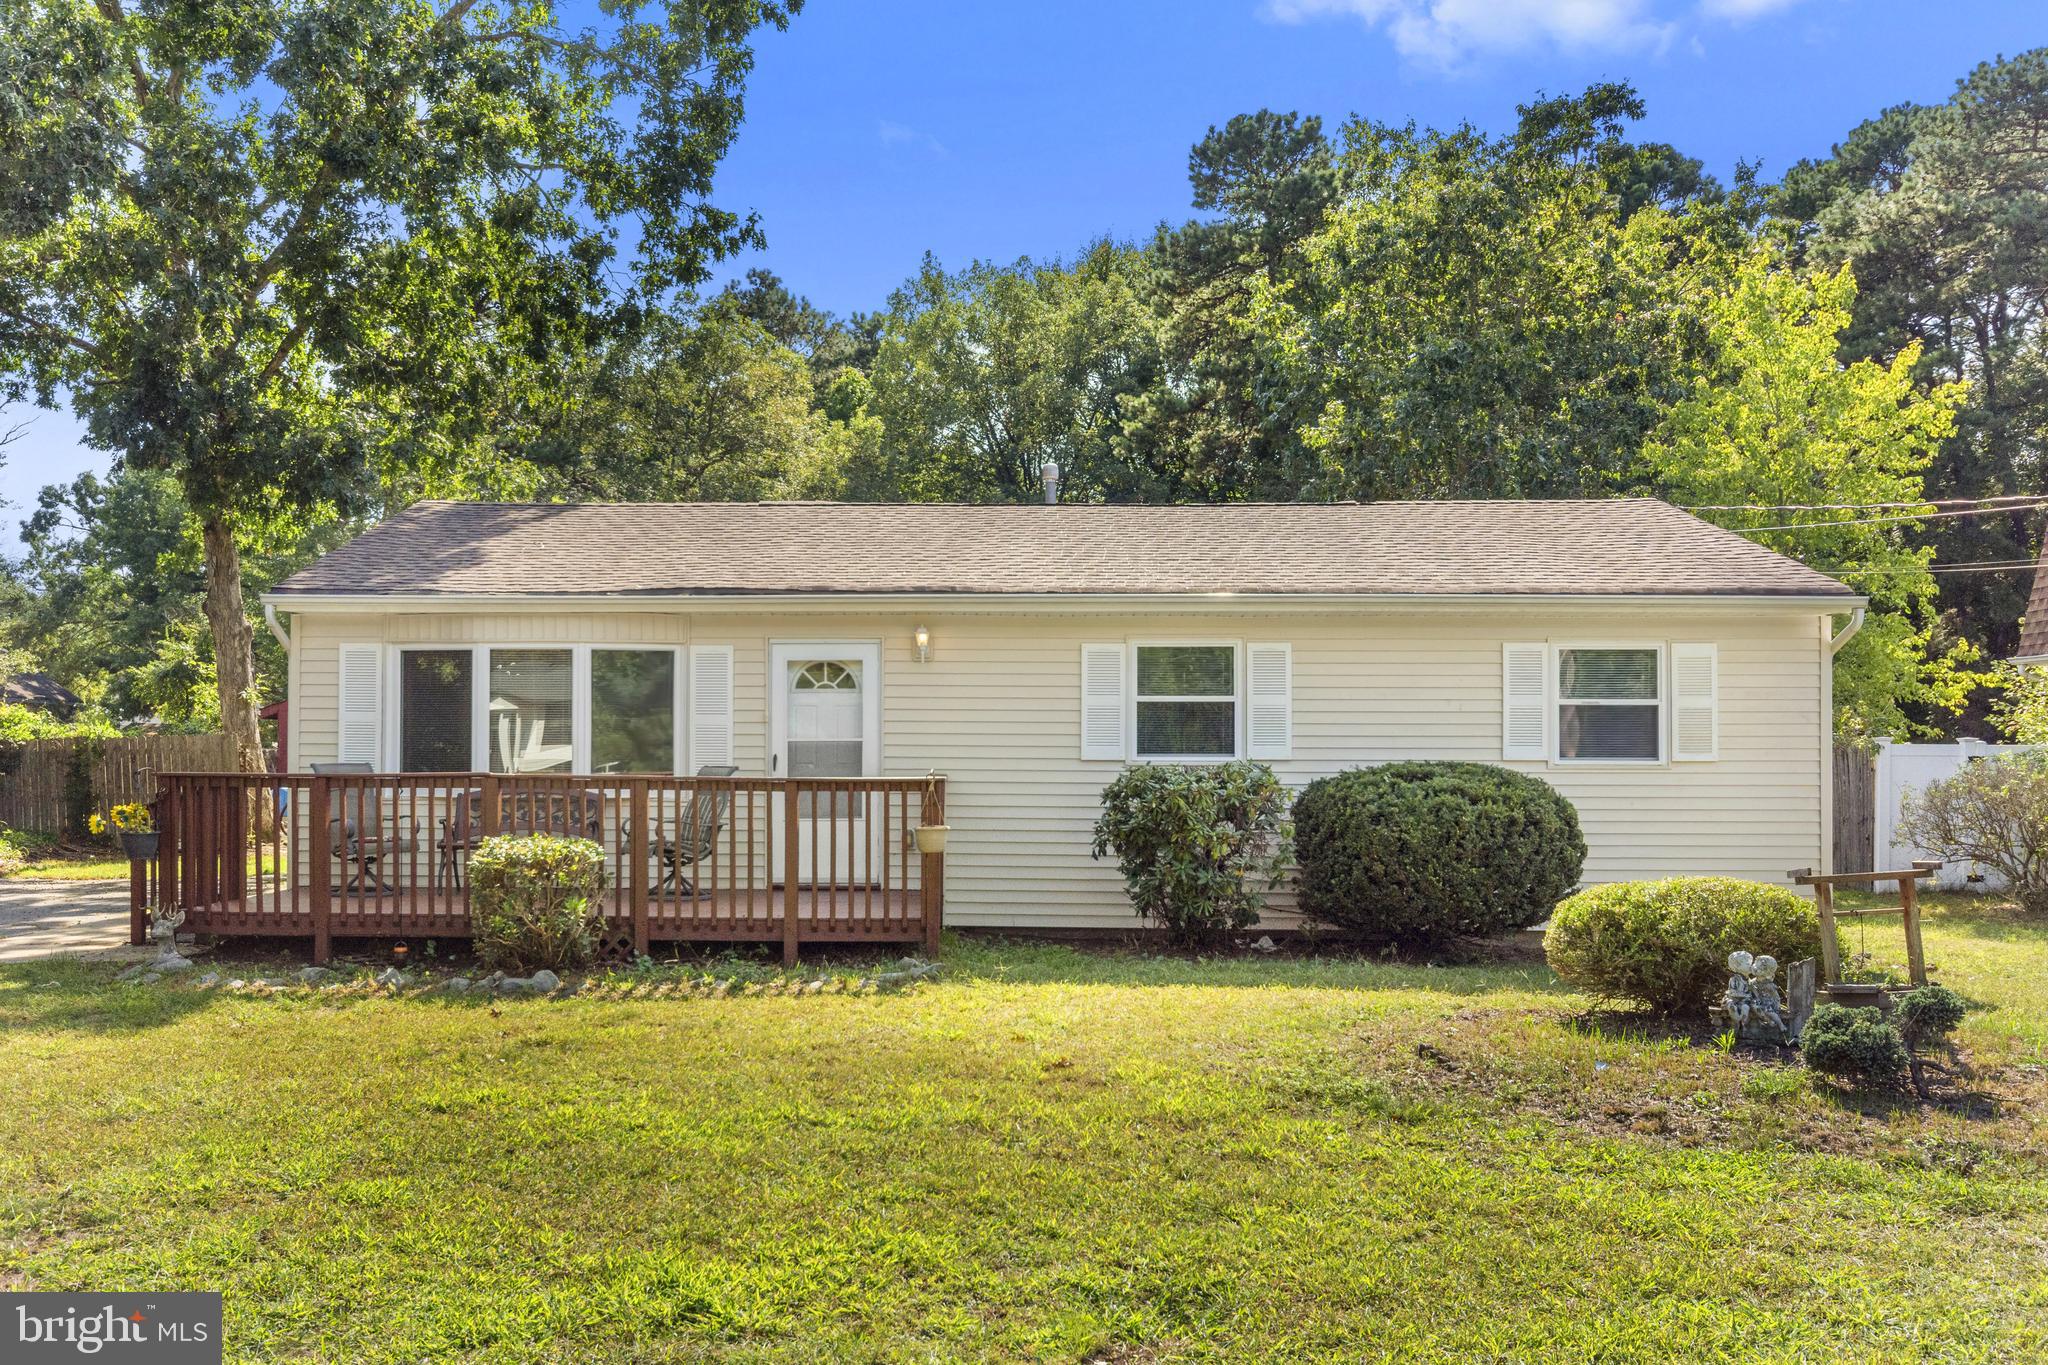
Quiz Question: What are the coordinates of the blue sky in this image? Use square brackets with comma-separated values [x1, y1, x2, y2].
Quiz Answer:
[4, 0, 2041, 537]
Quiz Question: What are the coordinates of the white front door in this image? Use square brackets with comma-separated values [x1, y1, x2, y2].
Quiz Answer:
[770, 642, 881, 885]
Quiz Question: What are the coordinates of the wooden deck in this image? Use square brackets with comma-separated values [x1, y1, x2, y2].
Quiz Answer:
[142, 771, 946, 963]
[182, 887, 928, 943]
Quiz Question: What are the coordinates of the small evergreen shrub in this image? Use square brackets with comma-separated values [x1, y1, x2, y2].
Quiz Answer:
[1091, 761, 1291, 950]
[1293, 762, 1584, 946]
[467, 834, 609, 973]
[1894, 983, 1968, 1051]
[1545, 877, 1833, 1016]
[1800, 1004, 1910, 1087]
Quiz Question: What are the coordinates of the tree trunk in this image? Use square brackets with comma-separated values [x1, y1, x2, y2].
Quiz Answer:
[200, 513, 269, 775]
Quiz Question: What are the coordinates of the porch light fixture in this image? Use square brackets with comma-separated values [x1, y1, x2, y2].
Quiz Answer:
[913, 624, 932, 663]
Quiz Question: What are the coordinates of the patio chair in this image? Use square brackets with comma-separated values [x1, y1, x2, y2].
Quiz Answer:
[436, 787, 486, 891]
[660, 766, 739, 898]
[313, 761, 418, 893]
[436, 786, 607, 890]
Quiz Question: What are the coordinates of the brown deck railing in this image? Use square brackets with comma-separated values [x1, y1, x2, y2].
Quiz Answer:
[139, 772, 946, 965]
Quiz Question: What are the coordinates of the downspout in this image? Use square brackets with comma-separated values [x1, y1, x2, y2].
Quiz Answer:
[1829, 607, 1866, 656]
[264, 602, 291, 651]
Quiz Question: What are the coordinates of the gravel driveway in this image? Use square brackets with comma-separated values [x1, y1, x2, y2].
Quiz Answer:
[0, 880, 137, 962]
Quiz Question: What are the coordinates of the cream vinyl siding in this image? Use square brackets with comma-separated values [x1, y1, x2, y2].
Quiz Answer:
[288, 604, 1828, 931]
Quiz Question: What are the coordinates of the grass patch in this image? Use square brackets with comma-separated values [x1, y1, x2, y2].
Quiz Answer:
[0, 904, 2043, 1361]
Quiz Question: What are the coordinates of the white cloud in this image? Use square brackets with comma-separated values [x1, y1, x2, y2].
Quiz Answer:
[1263, 0, 1675, 66]
[878, 120, 949, 158]
[1263, 0, 1809, 67]
[1698, 0, 1805, 17]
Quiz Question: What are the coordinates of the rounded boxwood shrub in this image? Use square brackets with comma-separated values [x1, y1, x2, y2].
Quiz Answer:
[468, 833, 609, 973]
[1544, 877, 1833, 1016]
[1292, 761, 1584, 945]
[1801, 1004, 1910, 1088]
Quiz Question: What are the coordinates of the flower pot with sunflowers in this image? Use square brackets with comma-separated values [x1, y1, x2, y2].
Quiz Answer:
[92, 803, 159, 863]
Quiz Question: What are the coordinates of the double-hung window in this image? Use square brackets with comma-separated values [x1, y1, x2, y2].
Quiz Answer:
[1133, 644, 1238, 760]
[1555, 646, 1662, 763]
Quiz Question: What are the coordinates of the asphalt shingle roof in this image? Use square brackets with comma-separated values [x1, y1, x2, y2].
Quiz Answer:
[2018, 541, 2048, 659]
[269, 499, 1857, 600]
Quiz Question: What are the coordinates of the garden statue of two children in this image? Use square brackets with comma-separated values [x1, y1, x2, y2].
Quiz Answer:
[1720, 950, 1818, 1045]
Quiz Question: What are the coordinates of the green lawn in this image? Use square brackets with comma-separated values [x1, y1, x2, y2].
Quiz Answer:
[1, 903, 2044, 1362]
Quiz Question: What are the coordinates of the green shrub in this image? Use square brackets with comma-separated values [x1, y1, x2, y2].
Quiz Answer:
[467, 834, 609, 973]
[1545, 877, 1833, 1016]
[1292, 762, 1584, 946]
[1091, 761, 1291, 950]
[1800, 1004, 1910, 1087]
[1895, 983, 1968, 1051]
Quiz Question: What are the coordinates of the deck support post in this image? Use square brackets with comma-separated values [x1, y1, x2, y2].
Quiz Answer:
[782, 780, 800, 968]
[153, 789, 174, 943]
[629, 779, 650, 956]
[309, 777, 332, 965]
[128, 852, 149, 948]
[920, 852, 943, 957]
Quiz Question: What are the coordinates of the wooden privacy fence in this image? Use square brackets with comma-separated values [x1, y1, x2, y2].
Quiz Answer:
[1832, 742, 1875, 875]
[143, 770, 947, 965]
[0, 732, 237, 835]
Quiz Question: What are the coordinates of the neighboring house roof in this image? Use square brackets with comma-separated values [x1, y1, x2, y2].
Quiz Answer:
[2, 672, 80, 718]
[2017, 538, 2048, 662]
[269, 498, 1859, 602]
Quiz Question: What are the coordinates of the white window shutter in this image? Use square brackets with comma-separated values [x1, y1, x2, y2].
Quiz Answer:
[337, 644, 382, 766]
[1502, 643, 1547, 761]
[1080, 644, 1125, 760]
[1246, 643, 1292, 760]
[689, 645, 735, 770]
[1671, 643, 1718, 761]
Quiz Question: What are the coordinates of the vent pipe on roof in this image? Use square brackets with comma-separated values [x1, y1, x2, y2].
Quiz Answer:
[1042, 460, 1060, 505]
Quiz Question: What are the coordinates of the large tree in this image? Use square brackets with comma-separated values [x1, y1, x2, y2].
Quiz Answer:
[1775, 49, 2048, 663]
[1645, 251, 1973, 737]
[0, 0, 797, 771]
[1252, 89, 1734, 503]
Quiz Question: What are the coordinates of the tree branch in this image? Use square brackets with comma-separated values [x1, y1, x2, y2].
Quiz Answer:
[0, 306, 103, 359]
[243, 163, 336, 309]
[435, 0, 485, 31]
[91, 0, 153, 107]
[255, 317, 313, 389]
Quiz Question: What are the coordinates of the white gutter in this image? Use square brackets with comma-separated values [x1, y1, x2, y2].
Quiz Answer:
[261, 590, 1868, 615]
[1829, 606, 1867, 655]
[264, 602, 292, 650]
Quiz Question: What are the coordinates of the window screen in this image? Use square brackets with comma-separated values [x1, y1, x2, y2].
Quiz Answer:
[1133, 645, 1237, 758]
[591, 650, 677, 774]
[399, 650, 473, 772]
[1557, 647, 1661, 761]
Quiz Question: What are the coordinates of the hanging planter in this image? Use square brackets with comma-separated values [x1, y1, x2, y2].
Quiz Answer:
[93, 802, 158, 862]
[914, 770, 950, 853]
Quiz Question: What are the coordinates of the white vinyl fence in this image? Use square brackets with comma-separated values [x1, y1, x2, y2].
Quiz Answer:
[1872, 738, 2036, 890]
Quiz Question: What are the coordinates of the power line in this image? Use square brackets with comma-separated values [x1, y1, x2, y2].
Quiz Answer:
[1722, 500, 2048, 534]
[1684, 495, 2045, 512]
[1816, 561, 2039, 575]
